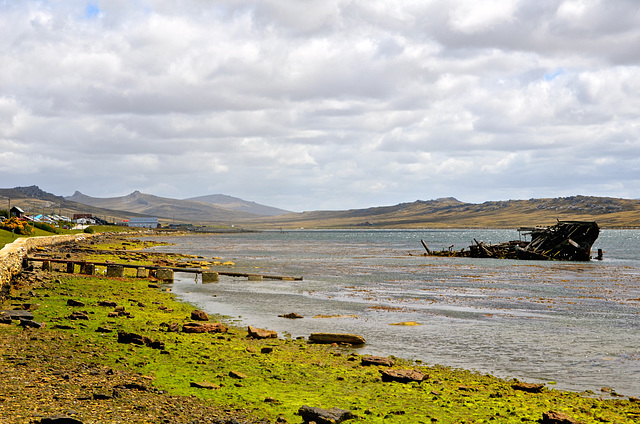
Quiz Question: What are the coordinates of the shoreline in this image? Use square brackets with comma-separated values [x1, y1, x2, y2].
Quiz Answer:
[1, 234, 640, 423]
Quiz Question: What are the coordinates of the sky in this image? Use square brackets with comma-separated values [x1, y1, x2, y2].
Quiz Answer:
[1, 0, 639, 212]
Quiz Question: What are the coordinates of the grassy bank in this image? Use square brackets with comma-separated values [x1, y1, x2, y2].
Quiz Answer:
[1, 237, 639, 423]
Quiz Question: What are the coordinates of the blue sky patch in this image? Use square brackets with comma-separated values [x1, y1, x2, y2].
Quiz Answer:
[85, 3, 100, 19]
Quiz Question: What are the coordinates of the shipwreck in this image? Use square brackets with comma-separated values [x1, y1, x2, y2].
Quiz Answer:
[421, 220, 600, 261]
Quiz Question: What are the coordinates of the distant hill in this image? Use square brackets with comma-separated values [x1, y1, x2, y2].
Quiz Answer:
[66, 191, 262, 223]
[185, 194, 290, 216]
[247, 196, 640, 229]
[3, 186, 640, 228]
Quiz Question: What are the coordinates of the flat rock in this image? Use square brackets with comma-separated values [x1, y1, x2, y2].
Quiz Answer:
[0, 310, 34, 320]
[67, 311, 89, 320]
[298, 405, 355, 424]
[19, 319, 45, 329]
[309, 333, 365, 345]
[247, 325, 277, 339]
[66, 299, 85, 307]
[512, 382, 545, 393]
[278, 312, 304, 319]
[182, 322, 228, 334]
[361, 356, 395, 367]
[190, 381, 220, 389]
[380, 369, 427, 384]
[97, 300, 118, 307]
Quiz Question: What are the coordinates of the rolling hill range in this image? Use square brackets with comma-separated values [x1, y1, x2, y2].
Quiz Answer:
[65, 191, 270, 223]
[247, 196, 640, 229]
[2, 186, 640, 228]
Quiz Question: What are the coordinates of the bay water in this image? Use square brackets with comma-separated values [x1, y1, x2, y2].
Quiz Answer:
[148, 229, 640, 397]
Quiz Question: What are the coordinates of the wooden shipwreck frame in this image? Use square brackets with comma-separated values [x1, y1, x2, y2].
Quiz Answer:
[421, 221, 600, 261]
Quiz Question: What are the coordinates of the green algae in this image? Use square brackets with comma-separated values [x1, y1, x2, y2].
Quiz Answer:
[5, 238, 640, 423]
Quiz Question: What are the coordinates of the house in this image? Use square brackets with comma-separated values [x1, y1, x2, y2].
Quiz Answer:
[128, 217, 159, 228]
[10, 206, 24, 218]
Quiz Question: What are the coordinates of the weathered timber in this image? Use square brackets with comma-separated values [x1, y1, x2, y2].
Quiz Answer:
[27, 257, 303, 280]
[424, 221, 600, 262]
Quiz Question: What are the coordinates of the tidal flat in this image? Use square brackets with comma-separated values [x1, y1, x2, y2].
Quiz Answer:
[1, 235, 639, 423]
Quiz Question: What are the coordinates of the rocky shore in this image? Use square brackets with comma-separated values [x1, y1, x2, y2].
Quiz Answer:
[2, 234, 640, 423]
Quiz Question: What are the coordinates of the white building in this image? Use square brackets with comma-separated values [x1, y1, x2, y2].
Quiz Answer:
[128, 217, 159, 228]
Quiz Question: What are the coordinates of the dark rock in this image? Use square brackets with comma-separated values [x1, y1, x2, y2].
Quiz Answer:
[67, 311, 89, 320]
[53, 324, 76, 330]
[117, 330, 148, 345]
[92, 391, 113, 400]
[361, 356, 395, 367]
[278, 312, 304, 319]
[182, 322, 228, 334]
[147, 340, 165, 350]
[309, 333, 365, 345]
[66, 299, 85, 307]
[40, 414, 84, 424]
[97, 301, 117, 307]
[247, 326, 277, 339]
[298, 405, 355, 424]
[96, 326, 113, 333]
[0, 315, 12, 324]
[191, 309, 209, 321]
[541, 410, 579, 424]
[512, 382, 545, 393]
[380, 369, 427, 384]
[19, 319, 45, 329]
[261, 347, 274, 354]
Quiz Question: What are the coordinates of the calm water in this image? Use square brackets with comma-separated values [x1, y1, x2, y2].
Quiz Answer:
[148, 229, 640, 397]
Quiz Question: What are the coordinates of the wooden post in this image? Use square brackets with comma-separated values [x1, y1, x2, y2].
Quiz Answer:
[41, 261, 51, 272]
[155, 268, 174, 283]
[66, 262, 75, 274]
[106, 264, 124, 277]
[83, 263, 95, 275]
[136, 267, 147, 278]
[202, 271, 219, 283]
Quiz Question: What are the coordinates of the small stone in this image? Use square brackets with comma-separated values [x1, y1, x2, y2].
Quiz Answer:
[96, 326, 113, 333]
[190, 381, 220, 390]
[261, 347, 274, 354]
[97, 301, 118, 307]
[67, 311, 89, 320]
[19, 319, 45, 329]
[40, 414, 84, 424]
[66, 299, 85, 307]
[229, 370, 247, 379]
[278, 312, 304, 319]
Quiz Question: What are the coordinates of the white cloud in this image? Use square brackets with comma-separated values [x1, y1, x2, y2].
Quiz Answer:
[0, 0, 639, 211]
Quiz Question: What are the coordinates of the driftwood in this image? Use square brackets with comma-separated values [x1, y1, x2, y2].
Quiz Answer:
[422, 221, 599, 261]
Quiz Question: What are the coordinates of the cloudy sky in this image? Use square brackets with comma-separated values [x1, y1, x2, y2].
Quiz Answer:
[1, 1, 639, 212]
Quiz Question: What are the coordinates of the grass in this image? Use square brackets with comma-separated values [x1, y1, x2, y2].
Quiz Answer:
[2, 237, 639, 423]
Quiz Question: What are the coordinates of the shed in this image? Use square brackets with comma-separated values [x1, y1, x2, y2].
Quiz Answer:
[10, 206, 24, 218]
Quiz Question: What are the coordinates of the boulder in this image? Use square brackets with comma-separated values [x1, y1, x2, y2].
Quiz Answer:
[298, 405, 355, 424]
[66, 299, 85, 307]
[247, 326, 277, 339]
[308, 333, 365, 345]
[97, 301, 118, 307]
[191, 309, 209, 321]
[380, 369, 427, 384]
[361, 356, 395, 367]
[19, 319, 45, 329]
[182, 322, 228, 334]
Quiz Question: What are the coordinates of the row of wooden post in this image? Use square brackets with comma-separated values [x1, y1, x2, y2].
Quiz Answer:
[38, 260, 225, 284]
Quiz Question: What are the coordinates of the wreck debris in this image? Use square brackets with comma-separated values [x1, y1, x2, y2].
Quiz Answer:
[422, 221, 599, 261]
